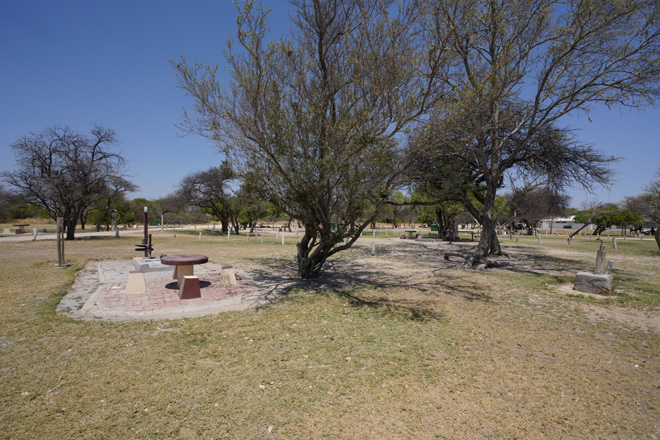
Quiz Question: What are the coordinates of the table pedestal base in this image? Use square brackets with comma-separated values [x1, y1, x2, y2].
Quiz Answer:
[179, 275, 201, 299]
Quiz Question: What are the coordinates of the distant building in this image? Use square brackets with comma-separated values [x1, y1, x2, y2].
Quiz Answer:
[539, 216, 592, 230]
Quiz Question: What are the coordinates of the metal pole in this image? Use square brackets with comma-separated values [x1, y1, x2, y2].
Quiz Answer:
[143, 207, 149, 257]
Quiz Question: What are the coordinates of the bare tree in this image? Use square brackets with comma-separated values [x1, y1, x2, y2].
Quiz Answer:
[2, 126, 130, 239]
[174, 0, 438, 277]
[420, 0, 660, 267]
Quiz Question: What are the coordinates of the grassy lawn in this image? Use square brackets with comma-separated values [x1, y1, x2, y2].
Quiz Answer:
[0, 231, 659, 438]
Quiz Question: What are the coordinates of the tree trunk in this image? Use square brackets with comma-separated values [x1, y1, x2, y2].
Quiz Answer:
[654, 228, 660, 252]
[569, 223, 589, 238]
[65, 213, 78, 240]
[296, 226, 340, 278]
[470, 189, 501, 266]
[219, 216, 229, 233]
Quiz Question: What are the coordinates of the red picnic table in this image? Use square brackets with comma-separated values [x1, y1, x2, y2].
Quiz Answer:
[13, 224, 29, 234]
[160, 254, 209, 299]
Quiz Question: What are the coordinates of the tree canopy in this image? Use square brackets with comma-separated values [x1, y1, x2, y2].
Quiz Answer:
[417, 0, 659, 266]
[174, 0, 437, 277]
[1, 125, 133, 239]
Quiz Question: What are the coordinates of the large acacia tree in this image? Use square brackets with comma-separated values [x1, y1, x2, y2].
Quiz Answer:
[176, 163, 236, 233]
[2, 126, 130, 240]
[174, 0, 438, 277]
[419, 0, 660, 267]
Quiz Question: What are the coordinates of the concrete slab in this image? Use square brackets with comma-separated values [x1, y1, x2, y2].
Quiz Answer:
[132, 257, 172, 272]
[57, 259, 292, 322]
[574, 271, 614, 295]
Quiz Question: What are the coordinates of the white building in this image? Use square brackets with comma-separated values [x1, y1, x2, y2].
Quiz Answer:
[538, 216, 593, 230]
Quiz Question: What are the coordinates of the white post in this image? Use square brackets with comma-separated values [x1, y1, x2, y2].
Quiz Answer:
[281, 234, 284, 246]
[296, 231, 299, 239]
[114, 227, 119, 238]
[568, 236, 572, 246]
[612, 237, 617, 249]
[276, 230, 279, 239]
[371, 242, 375, 256]
[199, 232, 202, 240]
[537, 235, 541, 245]
[32, 228, 38, 241]
[161, 215, 164, 231]
[228, 229, 231, 240]
[261, 232, 264, 244]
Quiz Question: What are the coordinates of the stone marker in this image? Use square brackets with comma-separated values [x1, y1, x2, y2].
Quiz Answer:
[574, 272, 614, 295]
[537, 235, 541, 245]
[605, 260, 614, 274]
[32, 228, 38, 241]
[574, 244, 613, 295]
[595, 244, 606, 274]
[371, 242, 375, 256]
[612, 238, 617, 249]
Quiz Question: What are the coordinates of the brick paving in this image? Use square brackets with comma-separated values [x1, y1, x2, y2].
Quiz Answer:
[58, 259, 290, 322]
[98, 273, 251, 311]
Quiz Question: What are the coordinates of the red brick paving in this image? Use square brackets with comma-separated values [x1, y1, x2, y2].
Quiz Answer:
[98, 273, 254, 312]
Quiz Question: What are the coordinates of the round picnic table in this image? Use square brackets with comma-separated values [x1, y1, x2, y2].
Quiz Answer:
[160, 254, 208, 288]
[13, 224, 29, 234]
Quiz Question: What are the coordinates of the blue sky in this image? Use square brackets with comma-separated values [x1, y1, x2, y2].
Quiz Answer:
[1, 0, 658, 208]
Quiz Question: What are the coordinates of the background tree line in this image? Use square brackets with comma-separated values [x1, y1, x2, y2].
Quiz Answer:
[2, 0, 659, 274]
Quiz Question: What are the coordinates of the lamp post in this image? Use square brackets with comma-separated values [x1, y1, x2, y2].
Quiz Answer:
[143, 207, 149, 257]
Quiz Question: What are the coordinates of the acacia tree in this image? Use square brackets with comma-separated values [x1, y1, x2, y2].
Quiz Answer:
[420, 0, 660, 267]
[625, 169, 660, 251]
[176, 163, 236, 233]
[1, 126, 130, 240]
[82, 176, 137, 231]
[505, 188, 569, 234]
[574, 204, 642, 236]
[174, 0, 438, 277]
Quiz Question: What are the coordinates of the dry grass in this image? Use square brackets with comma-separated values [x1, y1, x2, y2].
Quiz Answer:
[0, 231, 659, 439]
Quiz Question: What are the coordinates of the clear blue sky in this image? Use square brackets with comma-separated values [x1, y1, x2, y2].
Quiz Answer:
[1, 0, 658, 208]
